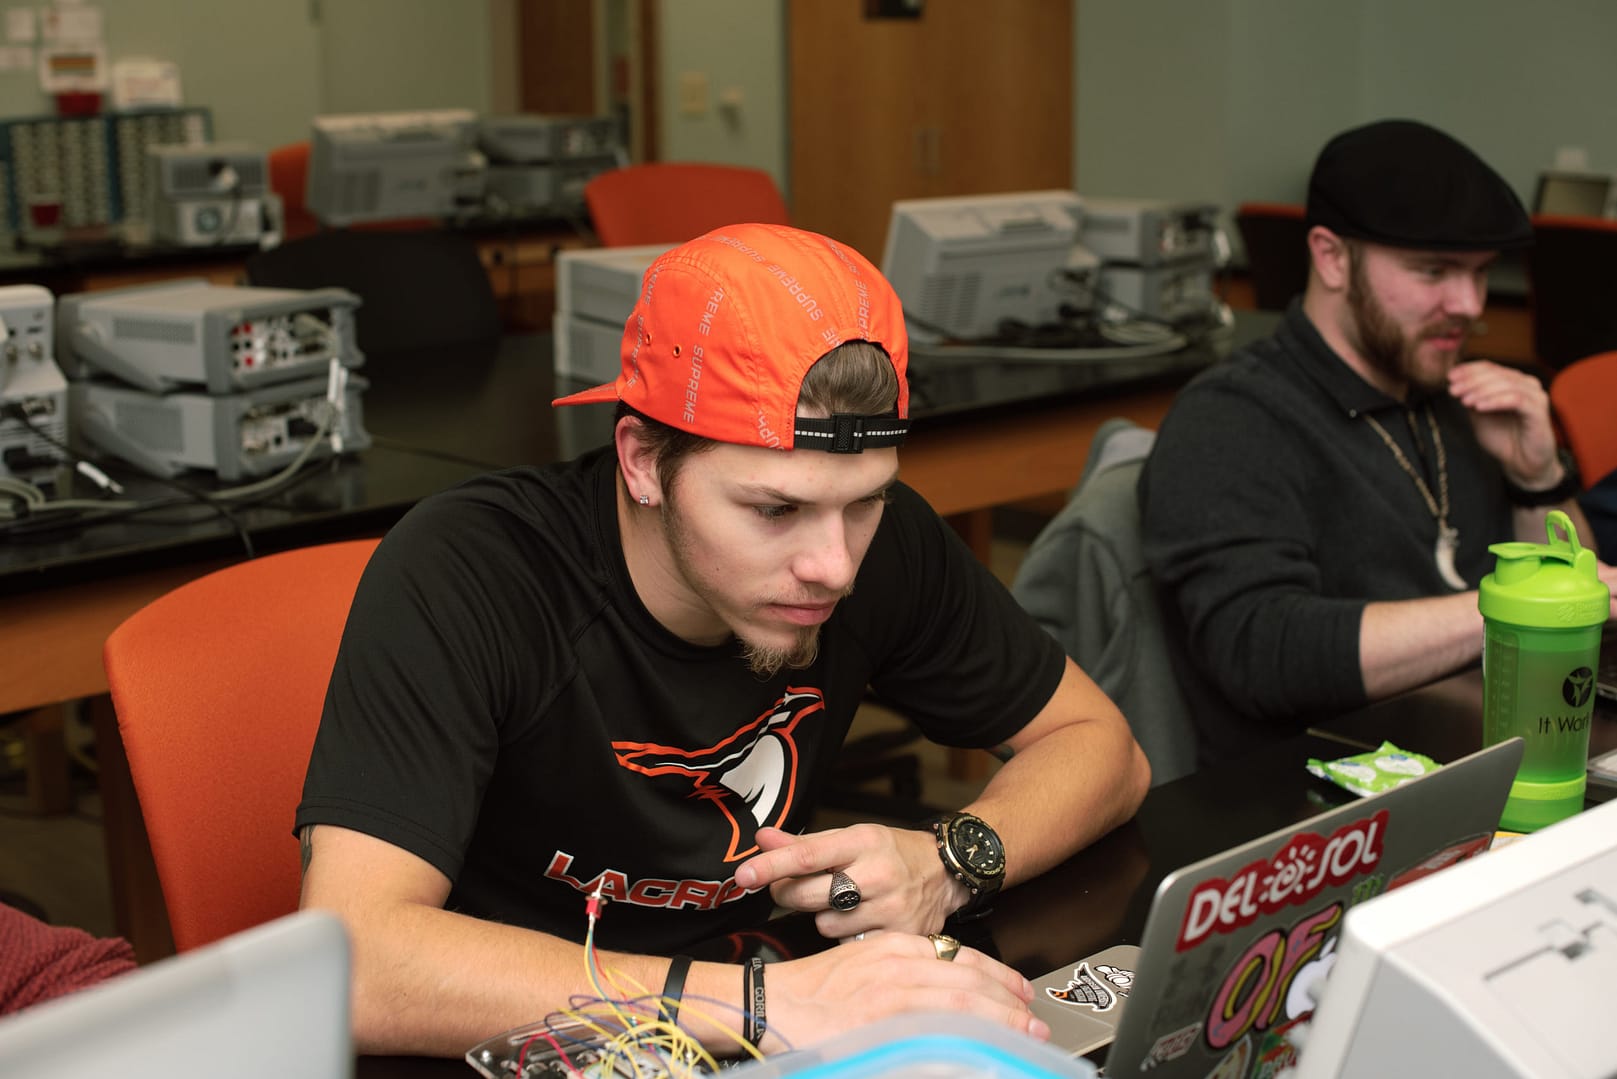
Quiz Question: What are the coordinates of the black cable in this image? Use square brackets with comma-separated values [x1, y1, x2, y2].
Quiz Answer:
[2, 404, 258, 558]
[0, 449, 342, 544]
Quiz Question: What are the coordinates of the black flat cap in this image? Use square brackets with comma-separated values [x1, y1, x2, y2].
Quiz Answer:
[1306, 119, 1532, 251]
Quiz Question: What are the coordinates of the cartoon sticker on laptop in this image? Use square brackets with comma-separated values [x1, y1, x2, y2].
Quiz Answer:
[1043, 957, 1135, 1013]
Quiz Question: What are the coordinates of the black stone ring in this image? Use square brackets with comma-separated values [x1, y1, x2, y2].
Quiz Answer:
[828, 870, 863, 911]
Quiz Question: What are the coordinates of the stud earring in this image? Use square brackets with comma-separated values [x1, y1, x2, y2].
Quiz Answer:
[638, 494, 651, 506]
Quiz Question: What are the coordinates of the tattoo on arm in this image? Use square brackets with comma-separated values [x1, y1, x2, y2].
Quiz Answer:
[299, 826, 313, 876]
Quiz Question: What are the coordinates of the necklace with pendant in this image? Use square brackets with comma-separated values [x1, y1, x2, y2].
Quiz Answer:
[1362, 406, 1467, 591]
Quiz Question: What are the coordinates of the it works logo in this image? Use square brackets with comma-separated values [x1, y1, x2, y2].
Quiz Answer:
[1563, 666, 1595, 708]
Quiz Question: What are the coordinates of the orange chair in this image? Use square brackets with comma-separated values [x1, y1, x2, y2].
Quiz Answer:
[268, 141, 320, 242]
[1234, 202, 1310, 311]
[102, 539, 380, 952]
[1550, 351, 1617, 487]
[583, 162, 789, 246]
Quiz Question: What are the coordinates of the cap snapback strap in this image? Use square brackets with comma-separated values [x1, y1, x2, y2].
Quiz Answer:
[793, 413, 909, 453]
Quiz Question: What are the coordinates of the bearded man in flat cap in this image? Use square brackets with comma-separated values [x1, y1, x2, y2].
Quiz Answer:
[1139, 118, 1617, 767]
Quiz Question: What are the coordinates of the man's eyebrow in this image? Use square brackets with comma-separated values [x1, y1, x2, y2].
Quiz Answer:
[1404, 252, 1498, 269]
[740, 469, 900, 505]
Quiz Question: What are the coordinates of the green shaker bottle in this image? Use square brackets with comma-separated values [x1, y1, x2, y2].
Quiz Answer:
[1479, 510, 1610, 831]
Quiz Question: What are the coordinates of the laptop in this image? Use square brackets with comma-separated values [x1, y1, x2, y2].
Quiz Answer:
[0, 911, 352, 1079]
[1030, 738, 1523, 1077]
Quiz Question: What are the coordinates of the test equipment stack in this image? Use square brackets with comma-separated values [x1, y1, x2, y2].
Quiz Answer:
[477, 113, 625, 220]
[551, 243, 668, 455]
[306, 109, 487, 227]
[0, 284, 71, 489]
[0, 106, 213, 245]
[1077, 197, 1227, 326]
[55, 278, 370, 480]
[144, 142, 284, 248]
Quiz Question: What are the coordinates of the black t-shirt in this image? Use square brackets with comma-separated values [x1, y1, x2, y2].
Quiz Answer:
[296, 447, 1066, 953]
[1138, 303, 1512, 765]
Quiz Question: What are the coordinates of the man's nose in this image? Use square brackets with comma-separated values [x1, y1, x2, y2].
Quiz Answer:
[793, 515, 856, 593]
[1445, 272, 1486, 319]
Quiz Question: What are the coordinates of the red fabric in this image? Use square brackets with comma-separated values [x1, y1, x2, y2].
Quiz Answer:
[0, 904, 136, 1015]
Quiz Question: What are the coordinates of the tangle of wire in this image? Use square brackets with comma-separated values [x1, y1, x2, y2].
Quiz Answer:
[479, 887, 787, 1078]
[901, 262, 1230, 355]
[0, 400, 341, 558]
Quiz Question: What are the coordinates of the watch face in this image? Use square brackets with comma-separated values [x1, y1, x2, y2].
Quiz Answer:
[950, 815, 1005, 877]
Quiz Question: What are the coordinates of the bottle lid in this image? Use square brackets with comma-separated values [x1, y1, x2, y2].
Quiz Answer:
[1479, 510, 1610, 627]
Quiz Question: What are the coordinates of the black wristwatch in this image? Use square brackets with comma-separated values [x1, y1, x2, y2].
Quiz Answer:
[1504, 448, 1582, 507]
[930, 811, 1006, 919]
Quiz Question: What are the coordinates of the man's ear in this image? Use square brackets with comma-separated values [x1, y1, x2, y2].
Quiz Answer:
[615, 414, 661, 506]
[1307, 225, 1352, 293]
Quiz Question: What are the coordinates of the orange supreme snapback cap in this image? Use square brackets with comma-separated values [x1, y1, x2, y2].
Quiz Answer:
[552, 222, 910, 452]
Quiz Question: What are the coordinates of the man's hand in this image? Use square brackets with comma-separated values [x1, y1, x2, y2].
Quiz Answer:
[763, 932, 1048, 1051]
[735, 824, 966, 939]
[1448, 360, 1561, 489]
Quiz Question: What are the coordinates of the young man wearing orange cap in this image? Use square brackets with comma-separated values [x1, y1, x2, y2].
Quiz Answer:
[1140, 119, 1617, 767]
[296, 223, 1150, 1058]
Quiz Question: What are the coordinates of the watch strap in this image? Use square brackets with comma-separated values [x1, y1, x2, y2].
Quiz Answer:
[1504, 447, 1581, 507]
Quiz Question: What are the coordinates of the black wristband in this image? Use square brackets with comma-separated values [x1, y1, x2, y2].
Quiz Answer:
[659, 954, 692, 1027]
[743, 956, 767, 1048]
[1505, 448, 1582, 507]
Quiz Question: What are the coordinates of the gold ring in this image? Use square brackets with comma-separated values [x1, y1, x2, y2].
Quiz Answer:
[929, 933, 961, 962]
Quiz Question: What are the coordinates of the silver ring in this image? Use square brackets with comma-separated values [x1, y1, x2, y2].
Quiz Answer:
[828, 870, 862, 911]
[929, 933, 961, 962]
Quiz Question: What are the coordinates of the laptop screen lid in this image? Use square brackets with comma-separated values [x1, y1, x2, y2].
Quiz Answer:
[0, 910, 352, 1079]
[1034, 738, 1522, 1077]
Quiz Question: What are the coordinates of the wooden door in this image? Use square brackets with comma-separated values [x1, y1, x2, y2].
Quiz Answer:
[789, 0, 1073, 262]
[519, 0, 599, 114]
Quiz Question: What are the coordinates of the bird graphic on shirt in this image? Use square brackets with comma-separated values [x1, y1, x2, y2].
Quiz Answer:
[611, 687, 824, 861]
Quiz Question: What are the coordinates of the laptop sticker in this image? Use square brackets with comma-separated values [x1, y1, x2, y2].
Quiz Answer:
[1043, 959, 1135, 1013]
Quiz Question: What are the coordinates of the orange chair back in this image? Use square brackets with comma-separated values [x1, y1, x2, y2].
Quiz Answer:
[584, 162, 789, 246]
[268, 141, 320, 242]
[102, 538, 380, 952]
[1550, 351, 1617, 486]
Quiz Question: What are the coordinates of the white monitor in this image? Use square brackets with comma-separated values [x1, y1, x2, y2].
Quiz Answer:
[306, 109, 486, 226]
[0, 911, 351, 1079]
[879, 190, 1083, 343]
[1296, 797, 1617, 1078]
[1533, 170, 1617, 218]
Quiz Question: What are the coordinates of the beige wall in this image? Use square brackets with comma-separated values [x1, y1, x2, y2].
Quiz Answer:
[653, 0, 788, 193]
[1076, 0, 1617, 215]
[0, 0, 493, 149]
[3, 0, 1614, 223]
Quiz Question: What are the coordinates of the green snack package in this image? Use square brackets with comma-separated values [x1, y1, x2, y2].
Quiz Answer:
[1306, 741, 1441, 797]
